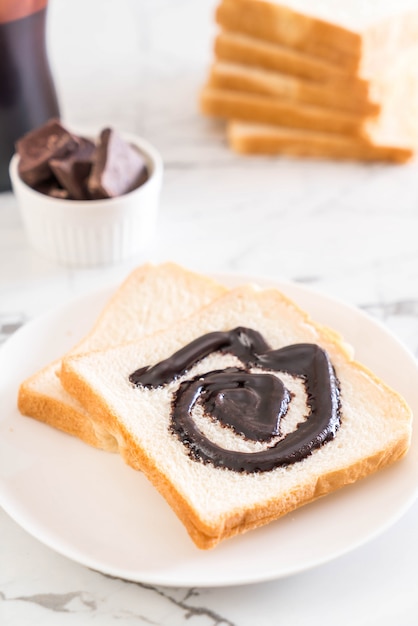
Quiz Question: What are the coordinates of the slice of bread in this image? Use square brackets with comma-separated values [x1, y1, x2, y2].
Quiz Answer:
[60, 284, 412, 549]
[17, 263, 227, 450]
[215, 0, 418, 71]
[200, 86, 368, 135]
[209, 61, 380, 114]
[227, 120, 414, 162]
[214, 31, 370, 87]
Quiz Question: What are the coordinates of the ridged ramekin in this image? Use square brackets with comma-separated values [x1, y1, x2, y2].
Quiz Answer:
[9, 132, 163, 267]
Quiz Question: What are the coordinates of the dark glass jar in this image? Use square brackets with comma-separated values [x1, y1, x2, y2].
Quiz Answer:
[0, 0, 60, 191]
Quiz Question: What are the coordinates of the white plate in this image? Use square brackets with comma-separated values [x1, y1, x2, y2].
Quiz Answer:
[1, 275, 418, 588]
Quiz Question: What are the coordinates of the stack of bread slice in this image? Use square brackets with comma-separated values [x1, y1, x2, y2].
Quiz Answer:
[18, 263, 412, 549]
[200, 0, 418, 162]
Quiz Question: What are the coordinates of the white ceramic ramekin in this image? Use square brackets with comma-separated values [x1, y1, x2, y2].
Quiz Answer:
[9, 132, 163, 267]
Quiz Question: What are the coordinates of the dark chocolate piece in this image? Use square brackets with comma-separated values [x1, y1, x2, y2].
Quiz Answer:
[33, 177, 70, 200]
[48, 187, 71, 200]
[16, 118, 79, 186]
[130, 327, 341, 473]
[88, 128, 148, 199]
[49, 138, 96, 200]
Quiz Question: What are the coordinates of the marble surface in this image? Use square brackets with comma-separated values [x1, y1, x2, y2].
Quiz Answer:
[2, 0, 418, 623]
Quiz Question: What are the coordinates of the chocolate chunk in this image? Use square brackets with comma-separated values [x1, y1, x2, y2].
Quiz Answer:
[33, 177, 71, 200]
[49, 138, 96, 200]
[16, 119, 80, 187]
[48, 187, 71, 200]
[87, 128, 148, 199]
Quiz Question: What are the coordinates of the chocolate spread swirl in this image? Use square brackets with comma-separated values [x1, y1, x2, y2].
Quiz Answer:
[129, 327, 341, 473]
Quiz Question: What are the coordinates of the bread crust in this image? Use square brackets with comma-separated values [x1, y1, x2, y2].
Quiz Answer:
[209, 61, 380, 115]
[213, 31, 370, 87]
[226, 121, 414, 162]
[60, 285, 413, 549]
[216, 0, 361, 67]
[215, 0, 418, 73]
[18, 361, 119, 450]
[17, 263, 227, 449]
[200, 87, 366, 136]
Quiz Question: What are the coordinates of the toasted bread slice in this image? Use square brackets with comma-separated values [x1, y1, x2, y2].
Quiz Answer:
[60, 285, 412, 549]
[18, 263, 227, 450]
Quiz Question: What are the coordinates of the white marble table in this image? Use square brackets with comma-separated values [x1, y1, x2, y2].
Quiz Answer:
[2, 1, 418, 623]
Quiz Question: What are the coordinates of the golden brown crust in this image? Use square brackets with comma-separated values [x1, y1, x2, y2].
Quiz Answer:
[18, 362, 119, 451]
[208, 62, 380, 115]
[215, 0, 418, 74]
[213, 31, 370, 89]
[226, 121, 414, 162]
[215, 0, 362, 68]
[200, 87, 365, 135]
[17, 263, 227, 448]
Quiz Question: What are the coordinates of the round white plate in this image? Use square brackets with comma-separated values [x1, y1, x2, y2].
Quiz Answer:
[1, 275, 418, 588]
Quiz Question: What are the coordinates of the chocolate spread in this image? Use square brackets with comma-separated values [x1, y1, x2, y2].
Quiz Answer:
[129, 327, 341, 473]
